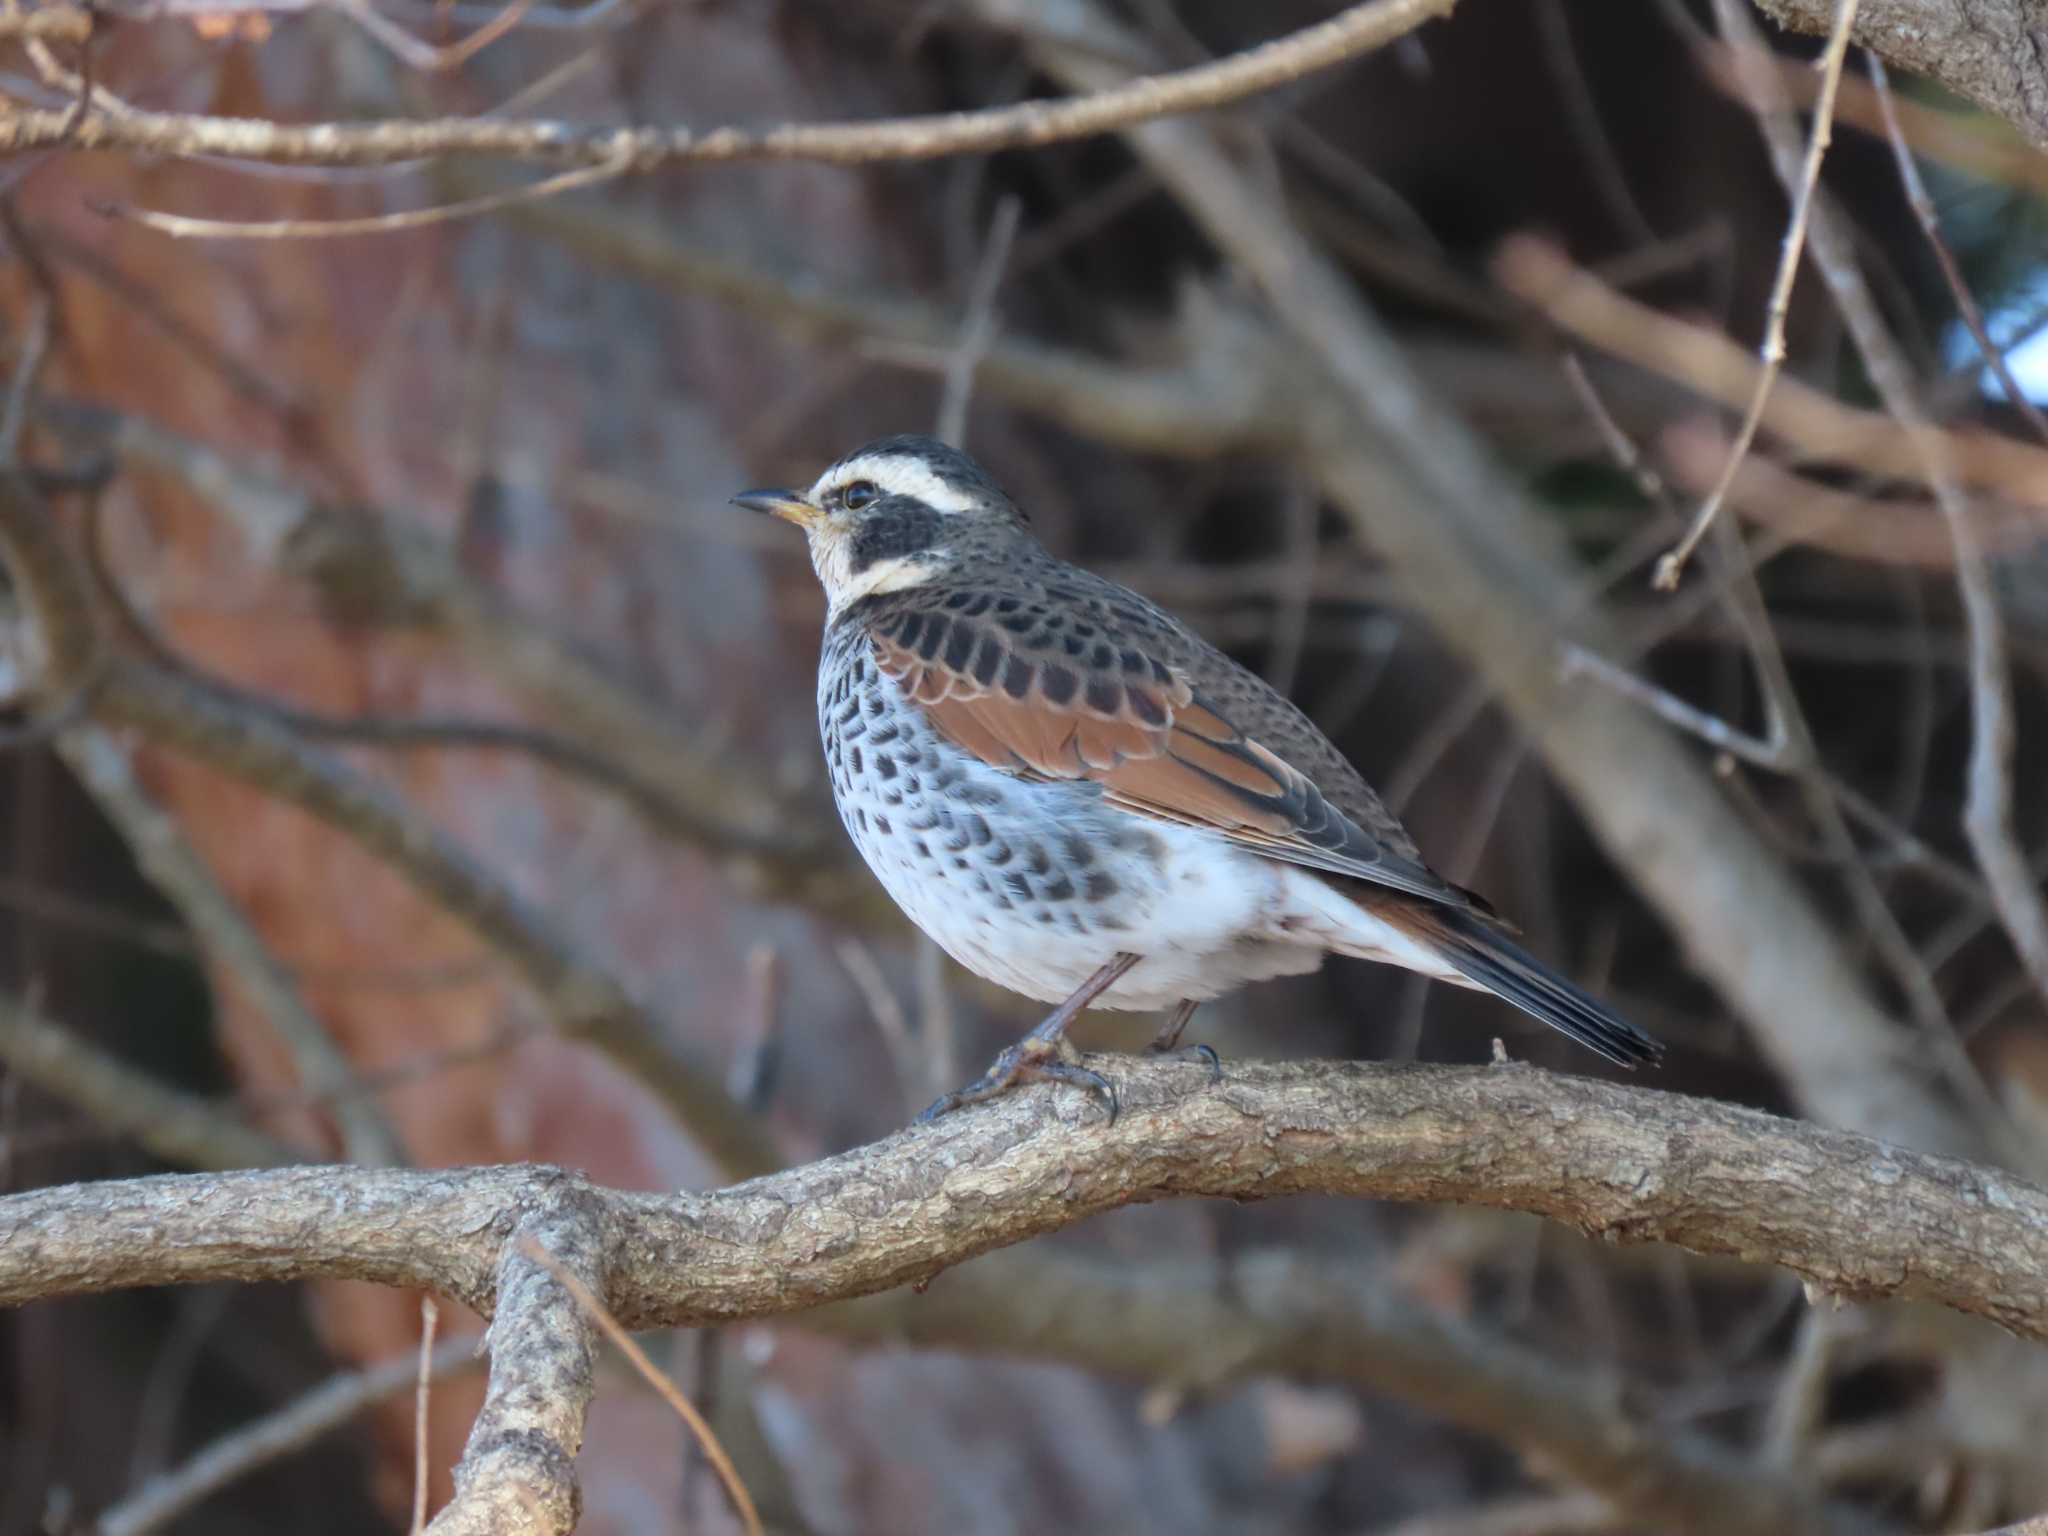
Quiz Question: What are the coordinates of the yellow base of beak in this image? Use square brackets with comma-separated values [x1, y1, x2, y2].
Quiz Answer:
[732, 489, 820, 528]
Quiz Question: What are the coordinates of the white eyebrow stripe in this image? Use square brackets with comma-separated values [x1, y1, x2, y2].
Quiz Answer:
[809, 454, 979, 515]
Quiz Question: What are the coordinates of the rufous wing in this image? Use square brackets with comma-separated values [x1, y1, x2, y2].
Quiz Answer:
[868, 606, 1473, 909]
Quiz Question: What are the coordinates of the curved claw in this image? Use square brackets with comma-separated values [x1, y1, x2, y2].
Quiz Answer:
[1028, 1059, 1119, 1124]
[913, 1043, 1119, 1124]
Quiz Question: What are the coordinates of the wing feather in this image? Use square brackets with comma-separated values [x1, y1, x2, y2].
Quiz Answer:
[870, 610, 1474, 910]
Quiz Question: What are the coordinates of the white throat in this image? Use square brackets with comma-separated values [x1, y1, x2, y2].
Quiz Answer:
[812, 538, 942, 616]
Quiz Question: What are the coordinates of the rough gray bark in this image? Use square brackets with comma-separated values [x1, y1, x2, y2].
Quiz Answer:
[1754, 0, 2048, 150]
[4, 1062, 2044, 1337]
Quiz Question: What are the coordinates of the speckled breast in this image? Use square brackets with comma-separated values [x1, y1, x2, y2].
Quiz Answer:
[815, 620, 1176, 1002]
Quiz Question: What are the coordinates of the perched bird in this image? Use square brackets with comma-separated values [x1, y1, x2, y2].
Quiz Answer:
[736, 436, 1660, 1120]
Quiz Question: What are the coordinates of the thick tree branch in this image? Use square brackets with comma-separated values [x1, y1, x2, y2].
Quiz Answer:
[1750, 0, 2048, 151]
[0, 0, 1451, 167]
[425, 1205, 603, 1536]
[3, 1062, 2044, 1339]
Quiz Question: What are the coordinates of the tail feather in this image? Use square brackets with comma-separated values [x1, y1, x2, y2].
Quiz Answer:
[1419, 907, 1662, 1068]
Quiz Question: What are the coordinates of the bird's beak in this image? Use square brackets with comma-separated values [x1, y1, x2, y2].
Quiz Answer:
[732, 488, 820, 529]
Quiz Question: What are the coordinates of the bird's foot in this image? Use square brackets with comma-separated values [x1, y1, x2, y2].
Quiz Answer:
[1150, 1040, 1223, 1084]
[1144, 1001, 1220, 1081]
[916, 1034, 1119, 1124]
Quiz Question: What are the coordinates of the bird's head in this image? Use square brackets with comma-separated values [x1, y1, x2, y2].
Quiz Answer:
[734, 435, 1030, 615]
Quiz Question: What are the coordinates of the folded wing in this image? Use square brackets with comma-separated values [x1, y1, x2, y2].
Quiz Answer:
[868, 604, 1478, 911]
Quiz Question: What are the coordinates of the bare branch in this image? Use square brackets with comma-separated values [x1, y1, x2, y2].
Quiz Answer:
[99, 1336, 482, 1536]
[116, 155, 634, 242]
[0, 987, 305, 1171]
[0, 0, 1454, 168]
[0, 6, 90, 39]
[477, 191, 1299, 458]
[409, 1299, 438, 1536]
[3, 1062, 2045, 1341]
[1492, 237, 2048, 516]
[1867, 55, 2048, 446]
[56, 723, 407, 1168]
[523, 1238, 762, 1536]
[934, 196, 1022, 450]
[803, 1243, 1875, 1536]
[1653, 0, 1860, 591]
[91, 657, 783, 1179]
[424, 1207, 603, 1536]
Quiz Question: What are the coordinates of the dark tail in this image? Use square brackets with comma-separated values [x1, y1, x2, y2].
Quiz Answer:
[1422, 906, 1662, 1068]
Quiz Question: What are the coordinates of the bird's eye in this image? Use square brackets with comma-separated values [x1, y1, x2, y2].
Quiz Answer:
[839, 480, 881, 512]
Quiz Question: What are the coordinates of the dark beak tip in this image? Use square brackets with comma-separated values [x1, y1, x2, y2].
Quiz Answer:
[733, 487, 796, 513]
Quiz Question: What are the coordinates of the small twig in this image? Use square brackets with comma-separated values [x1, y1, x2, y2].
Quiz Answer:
[1652, 0, 1860, 590]
[1531, 0, 1656, 248]
[1658, 420, 2040, 570]
[1866, 52, 2048, 447]
[55, 0, 96, 137]
[1374, 1491, 1619, 1536]
[410, 1297, 440, 1534]
[0, 0, 1453, 167]
[1761, 1304, 1840, 1470]
[727, 943, 782, 1113]
[0, 289, 53, 464]
[57, 723, 408, 1168]
[1692, 43, 2048, 197]
[0, 6, 91, 39]
[1493, 237, 2048, 513]
[934, 195, 1021, 448]
[99, 1334, 480, 1536]
[0, 986, 305, 1171]
[332, 0, 538, 73]
[1560, 644, 1786, 769]
[836, 938, 923, 1116]
[106, 153, 633, 242]
[1560, 352, 1678, 516]
[520, 1237, 763, 1536]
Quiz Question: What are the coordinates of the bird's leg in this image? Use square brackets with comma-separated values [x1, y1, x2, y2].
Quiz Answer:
[1147, 999, 1222, 1081]
[916, 952, 1140, 1124]
[1149, 999, 1199, 1052]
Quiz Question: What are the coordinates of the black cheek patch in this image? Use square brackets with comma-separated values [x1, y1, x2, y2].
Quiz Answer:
[847, 500, 947, 575]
